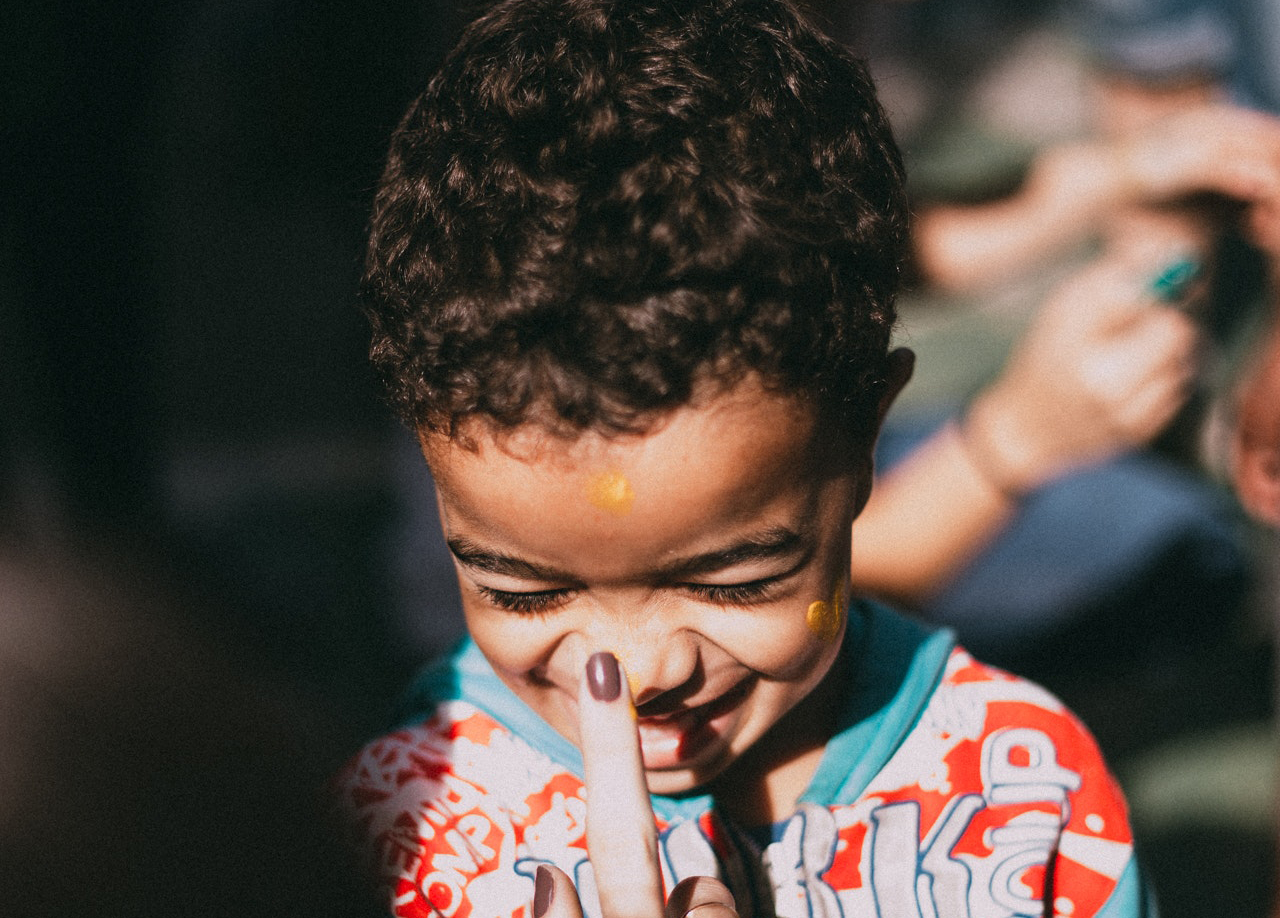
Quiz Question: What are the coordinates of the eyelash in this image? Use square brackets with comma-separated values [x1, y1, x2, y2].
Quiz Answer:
[475, 578, 780, 615]
[475, 585, 572, 615]
[684, 579, 778, 605]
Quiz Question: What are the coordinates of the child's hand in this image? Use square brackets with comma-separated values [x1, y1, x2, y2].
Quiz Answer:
[530, 652, 739, 918]
[534, 867, 737, 918]
[960, 253, 1201, 495]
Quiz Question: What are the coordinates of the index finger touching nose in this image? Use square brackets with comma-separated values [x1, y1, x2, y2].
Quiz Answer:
[579, 651, 666, 918]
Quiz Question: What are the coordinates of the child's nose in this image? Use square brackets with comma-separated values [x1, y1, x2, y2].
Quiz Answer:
[607, 623, 700, 708]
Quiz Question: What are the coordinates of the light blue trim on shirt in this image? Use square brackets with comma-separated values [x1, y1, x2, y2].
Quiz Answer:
[396, 637, 588, 775]
[803, 607, 956, 807]
[1096, 857, 1157, 918]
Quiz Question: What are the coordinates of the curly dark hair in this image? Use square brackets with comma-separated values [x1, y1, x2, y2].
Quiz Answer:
[362, 0, 908, 438]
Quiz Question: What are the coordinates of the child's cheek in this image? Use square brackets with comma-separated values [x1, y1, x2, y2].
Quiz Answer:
[466, 609, 562, 673]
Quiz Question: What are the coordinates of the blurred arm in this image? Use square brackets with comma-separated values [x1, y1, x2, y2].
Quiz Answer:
[852, 254, 1201, 605]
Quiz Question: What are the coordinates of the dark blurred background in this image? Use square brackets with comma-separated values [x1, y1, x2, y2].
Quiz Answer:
[1, 1, 1274, 915]
[3, 0, 474, 721]
[2, 2, 470, 913]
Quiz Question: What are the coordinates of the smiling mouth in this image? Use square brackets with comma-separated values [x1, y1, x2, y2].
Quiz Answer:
[633, 678, 754, 770]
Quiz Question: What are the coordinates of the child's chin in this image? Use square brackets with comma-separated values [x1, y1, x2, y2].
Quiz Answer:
[642, 764, 722, 797]
[636, 704, 737, 777]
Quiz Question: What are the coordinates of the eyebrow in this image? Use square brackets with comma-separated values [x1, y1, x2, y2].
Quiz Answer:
[446, 526, 809, 583]
[658, 526, 810, 578]
[447, 537, 577, 582]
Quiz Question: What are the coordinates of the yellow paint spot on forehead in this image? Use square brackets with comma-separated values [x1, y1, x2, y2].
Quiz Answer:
[805, 585, 845, 644]
[585, 469, 635, 516]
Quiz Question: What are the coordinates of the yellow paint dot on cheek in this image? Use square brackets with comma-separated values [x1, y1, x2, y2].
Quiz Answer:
[805, 594, 844, 644]
[584, 470, 635, 516]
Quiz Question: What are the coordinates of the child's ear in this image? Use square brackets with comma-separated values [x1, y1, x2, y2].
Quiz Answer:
[875, 347, 915, 431]
[835, 346, 914, 456]
[848, 347, 913, 515]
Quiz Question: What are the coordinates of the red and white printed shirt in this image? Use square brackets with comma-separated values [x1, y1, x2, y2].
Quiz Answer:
[336, 605, 1150, 918]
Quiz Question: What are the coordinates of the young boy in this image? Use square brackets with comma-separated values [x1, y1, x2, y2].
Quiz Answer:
[336, 1, 1151, 915]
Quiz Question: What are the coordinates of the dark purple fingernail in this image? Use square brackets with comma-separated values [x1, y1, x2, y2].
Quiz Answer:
[586, 651, 621, 702]
[534, 865, 554, 917]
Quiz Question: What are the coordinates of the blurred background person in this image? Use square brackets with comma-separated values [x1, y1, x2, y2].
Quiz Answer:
[795, 0, 1278, 703]
[811, 1, 1280, 915]
[0, 459, 382, 916]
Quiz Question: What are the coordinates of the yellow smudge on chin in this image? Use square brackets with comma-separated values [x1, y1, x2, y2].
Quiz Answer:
[585, 470, 635, 516]
[806, 589, 845, 644]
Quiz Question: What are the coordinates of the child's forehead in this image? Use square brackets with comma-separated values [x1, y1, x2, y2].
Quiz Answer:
[422, 376, 820, 468]
[419, 377, 857, 567]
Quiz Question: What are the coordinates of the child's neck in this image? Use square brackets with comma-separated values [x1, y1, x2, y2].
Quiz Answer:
[708, 649, 847, 829]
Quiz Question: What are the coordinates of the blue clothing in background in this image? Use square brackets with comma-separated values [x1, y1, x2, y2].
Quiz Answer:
[1077, 0, 1280, 112]
[876, 418, 1250, 661]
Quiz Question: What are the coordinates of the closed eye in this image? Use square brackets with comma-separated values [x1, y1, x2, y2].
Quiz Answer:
[475, 585, 574, 615]
[683, 578, 780, 605]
